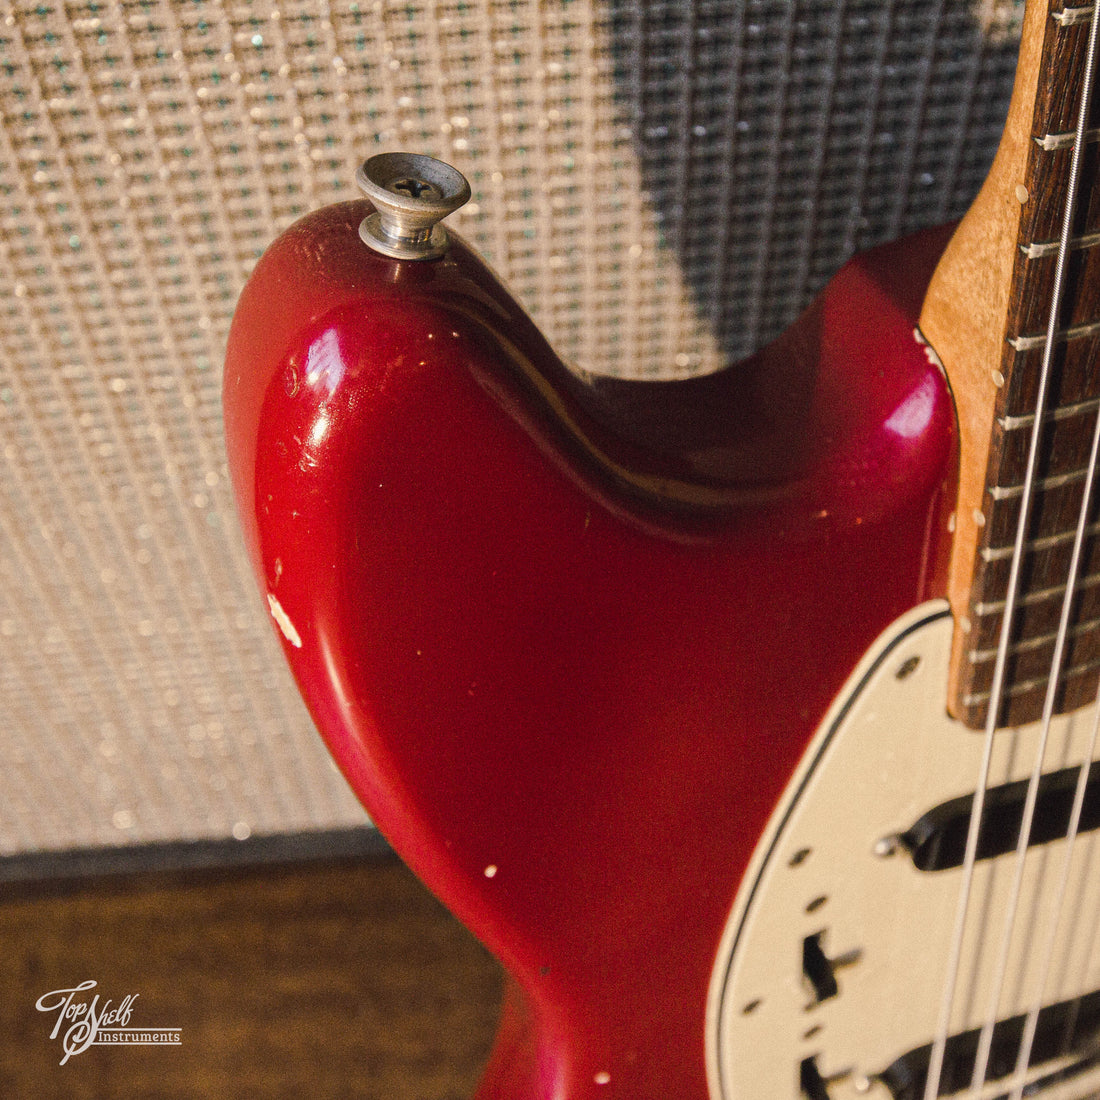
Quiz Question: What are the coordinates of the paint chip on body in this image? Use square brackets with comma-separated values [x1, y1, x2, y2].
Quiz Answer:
[267, 593, 302, 647]
[484, 864, 498, 878]
[594, 1072, 611, 1085]
[912, 328, 944, 374]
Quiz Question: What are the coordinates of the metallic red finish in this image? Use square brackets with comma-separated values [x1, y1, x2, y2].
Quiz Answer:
[223, 200, 958, 1100]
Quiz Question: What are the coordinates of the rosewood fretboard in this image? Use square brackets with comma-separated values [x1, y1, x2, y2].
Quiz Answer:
[954, 2, 1100, 729]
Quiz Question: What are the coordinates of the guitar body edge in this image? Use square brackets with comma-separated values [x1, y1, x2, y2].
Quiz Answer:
[223, 206, 958, 1100]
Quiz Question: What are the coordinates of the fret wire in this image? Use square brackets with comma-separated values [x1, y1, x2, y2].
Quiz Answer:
[988, 465, 1089, 499]
[961, 655, 1100, 706]
[1036, 124, 1100, 149]
[973, 569, 1100, 615]
[980, 517, 1100, 561]
[967, 613, 1100, 661]
[1007, 317, 1100, 351]
[1000, 396, 1100, 430]
[1021, 228, 1100, 256]
[1054, 5, 1095, 26]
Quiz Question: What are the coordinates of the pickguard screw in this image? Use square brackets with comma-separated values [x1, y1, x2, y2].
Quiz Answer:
[895, 655, 920, 680]
[356, 152, 471, 260]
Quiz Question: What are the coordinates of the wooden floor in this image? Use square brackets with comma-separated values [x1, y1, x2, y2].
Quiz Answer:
[0, 854, 502, 1099]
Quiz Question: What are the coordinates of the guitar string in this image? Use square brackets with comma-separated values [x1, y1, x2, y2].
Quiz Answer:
[1052, 821, 1100, 1056]
[921, 2, 1100, 1096]
[921, 324, 1047, 1100]
[1003, 373, 1100, 1100]
[981, 4, 1100, 1094]
[1009, 704, 1100, 1099]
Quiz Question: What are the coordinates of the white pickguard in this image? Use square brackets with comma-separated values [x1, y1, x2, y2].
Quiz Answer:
[707, 601, 1100, 1100]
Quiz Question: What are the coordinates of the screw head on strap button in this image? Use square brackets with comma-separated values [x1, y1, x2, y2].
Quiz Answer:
[356, 152, 471, 261]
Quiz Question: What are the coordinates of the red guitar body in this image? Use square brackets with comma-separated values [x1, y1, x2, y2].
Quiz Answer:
[223, 200, 958, 1099]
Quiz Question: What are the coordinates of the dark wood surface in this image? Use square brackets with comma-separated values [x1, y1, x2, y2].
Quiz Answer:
[0, 854, 502, 1099]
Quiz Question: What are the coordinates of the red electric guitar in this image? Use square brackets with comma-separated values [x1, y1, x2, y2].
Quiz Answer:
[223, 2, 1100, 1097]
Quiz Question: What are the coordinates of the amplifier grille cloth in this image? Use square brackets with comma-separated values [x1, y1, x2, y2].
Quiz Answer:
[0, 0, 1019, 859]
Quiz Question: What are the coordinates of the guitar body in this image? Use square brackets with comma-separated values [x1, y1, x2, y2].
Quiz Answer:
[223, 201, 958, 1099]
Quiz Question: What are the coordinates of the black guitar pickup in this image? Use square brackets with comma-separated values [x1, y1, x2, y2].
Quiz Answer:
[898, 762, 1100, 872]
[875, 989, 1100, 1099]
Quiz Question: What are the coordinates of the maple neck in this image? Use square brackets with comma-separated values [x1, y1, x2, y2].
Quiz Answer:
[920, 0, 1100, 729]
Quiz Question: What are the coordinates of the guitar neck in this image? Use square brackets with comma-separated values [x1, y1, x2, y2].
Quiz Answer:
[921, 0, 1100, 729]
